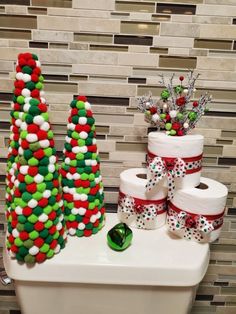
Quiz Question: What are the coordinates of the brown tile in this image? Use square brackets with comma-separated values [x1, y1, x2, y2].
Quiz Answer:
[221, 131, 236, 138]
[69, 75, 87, 81]
[150, 47, 168, 54]
[159, 56, 197, 68]
[114, 35, 153, 46]
[128, 77, 146, 84]
[87, 96, 129, 107]
[90, 44, 128, 52]
[116, 142, 147, 152]
[204, 145, 223, 155]
[0, 14, 37, 29]
[44, 74, 68, 81]
[29, 41, 48, 48]
[152, 14, 171, 22]
[32, 0, 72, 7]
[49, 43, 68, 49]
[44, 82, 77, 93]
[156, 3, 196, 15]
[219, 158, 236, 166]
[195, 39, 232, 50]
[0, 29, 31, 39]
[116, 1, 155, 13]
[28, 7, 47, 15]
[74, 33, 113, 44]
[1, 0, 29, 4]
[121, 21, 159, 35]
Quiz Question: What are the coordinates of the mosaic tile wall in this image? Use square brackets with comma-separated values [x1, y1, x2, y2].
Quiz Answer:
[0, 0, 236, 313]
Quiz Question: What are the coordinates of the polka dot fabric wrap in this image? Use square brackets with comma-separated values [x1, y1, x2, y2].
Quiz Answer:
[61, 95, 105, 237]
[5, 53, 67, 264]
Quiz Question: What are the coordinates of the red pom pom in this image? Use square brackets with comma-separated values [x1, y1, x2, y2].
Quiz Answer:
[177, 130, 184, 136]
[100, 207, 105, 215]
[14, 103, 21, 111]
[71, 108, 78, 116]
[193, 101, 198, 107]
[86, 110, 93, 117]
[70, 139, 78, 147]
[18, 58, 27, 67]
[68, 167, 76, 174]
[8, 234, 15, 244]
[34, 222, 45, 232]
[35, 252, 46, 263]
[34, 237, 44, 248]
[16, 65, 22, 73]
[84, 229, 92, 237]
[18, 173, 25, 182]
[165, 114, 171, 121]
[77, 95, 87, 102]
[31, 89, 40, 98]
[83, 217, 90, 225]
[15, 80, 25, 89]
[28, 166, 38, 177]
[64, 193, 74, 202]
[93, 220, 99, 227]
[176, 97, 186, 106]
[10, 245, 18, 253]
[27, 59, 36, 68]
[74, 179, 82, 188]
[179, 76, 184, 81]
[81, 180, 90, 188]
[14, 88, 22, 96]
[37, 130, 47, 141]
[48, 211, 56, 220]
[38, 198, 48, 207]
[14, 188, 21, 197]
[149, 107, 157, 115]
[11, 220, 18, 228]
[21, 139, 29, 149]
[172, 122, 181, 130]
[19, 231, 29, 241]
[52, 179, 59, 188]
[49, 139, 55, 147]
[33, 67, 41, 75]
[38, 103, 47, 112]
[33, 149, 45, 159]
[27, 124, 39, 133]
[13, 134, 19, 141]
[49, 225, 57, 235]
[26, 183, 37, 194]
[31, 74, 39, 82]
[68, 116, 72, 123]
[22, 207, 33, 216]
[50, 239, 58, 249]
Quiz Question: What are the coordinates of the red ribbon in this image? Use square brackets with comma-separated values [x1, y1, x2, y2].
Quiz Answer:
[168, 202, 225, 230]
[119, 191, 167, 215]
[147, 151, 202, 175]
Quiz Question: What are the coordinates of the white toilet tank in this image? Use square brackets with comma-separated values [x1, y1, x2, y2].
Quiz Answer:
[3, 213, 209, 314]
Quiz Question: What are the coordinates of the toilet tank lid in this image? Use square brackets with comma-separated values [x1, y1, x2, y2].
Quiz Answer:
[3, 213, 209, 287]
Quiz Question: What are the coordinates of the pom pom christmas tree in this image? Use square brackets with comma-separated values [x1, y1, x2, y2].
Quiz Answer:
[5, 52, 67, 264]
[60, 96, 105, 237]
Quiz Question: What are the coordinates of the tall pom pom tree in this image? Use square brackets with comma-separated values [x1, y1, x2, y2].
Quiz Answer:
[5, 52, 67, 264]
[61, 95, 105, 237]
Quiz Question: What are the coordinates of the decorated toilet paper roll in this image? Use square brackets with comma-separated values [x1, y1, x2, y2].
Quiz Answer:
[147, 132, 204, 200]
[117, 168, 168, 229]
[167, 177, 228, 243]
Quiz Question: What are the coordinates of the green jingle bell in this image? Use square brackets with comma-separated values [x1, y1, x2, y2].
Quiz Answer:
[107, 223, 133, 251]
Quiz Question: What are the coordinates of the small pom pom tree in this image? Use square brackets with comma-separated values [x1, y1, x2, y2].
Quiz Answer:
[5, 53, 67, 264]
[61, 95, 105, 237]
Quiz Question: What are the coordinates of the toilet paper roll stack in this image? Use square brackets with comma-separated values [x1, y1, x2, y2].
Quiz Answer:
[117, 168, 168, 230]
[167, 177, 228, 243]
[147, 132, 204, 200]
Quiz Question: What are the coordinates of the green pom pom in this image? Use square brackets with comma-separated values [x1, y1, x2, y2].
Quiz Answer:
[37, 182, 46, 192]
[44, 147, 52, 157]
[14, 237, 23, 247]
[38, 166, 48, 176]
[188, 111, 197, 121]
[76, 229, 84, 237]
[28, 157, 39, 166]
[18, 246, 29, 257]
[25, 114, 33, 124]
[87, 117, 95, 125]
[18, 215, 27, 224]
[76, 153, 84, 160]
[26, 81, 35, 90]
[72, 116, 79, 124]
[40, 243, 50, 253]
[72, 131, 80, 140]
[24, 255, 35, 264]
[29, 106, 41, 116]
[25, 175, 34, 184]
[32, 192, 42, 201]
[70, 99, 77, 108]
[78, 109, 87, 117]
[17, 95, 25, 104]
[29, 230, 39, 240]
[23, 239, 34, 249]
[177, 113, 184, 120]
[39, 156, 49, 166]
[175, 85, 184, 94]
[43, 205, 52, 215]
[33, 206, 43, 216]
[39, 75, 44, 82]
[170, 129, 177, 136]
[47, 249, 55, 259]
[25, 222, 34, 232]
[161, 89, 170, 100]
[32, 53, 38, 60]
[76, 101, 85, 109]
[78, 139, 85, 146]
[29, 98, 40, 106]
[68, 214, 76, 221]
[39, 229, 49, 239]
[29, 143, 40, 151]
[165, 123, 172, 131]
[41, 112, 49, 122]
[35, 82, 43, 90]
[160, 113, 166, 120]
[22, 192, 32, 202]
[22, 66, 33, 75]
[48, 130, 53, 139]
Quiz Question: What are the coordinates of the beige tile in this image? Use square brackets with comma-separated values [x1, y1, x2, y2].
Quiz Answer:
[0, 47, 39, 61]
[97, 140, 116, 152]
[40, 49, 118, 65]
[69, 42, 88, 50]
[78, 82, 136, 97]
[94, 113, 133, 124]
[196, 4, 236, 16]
[160, 22, 200, 38]
[110, 151, 146, 162]
[129, 12, 153, 21]
[159, 56, 196, 68]
[79, 18, 120, 34]
[0, 29, 31, 40]
[116, 1, 155, 13]
[110, 125, 147, 136]
[48, 7, 110, 18]
[5, 5, 27, 15]
[200, 25, 236, 40]
[223, 146, 236, 157]
[0, 79, 13, 92]
[32, 30, 73, 42]
[118, 52, 158, 67]
[168, 48, 190, 56]
[129, 45, 149, 53]
[197, 57, 236, 71]
[193, 15, 232, 25]
[0, 61, 14, 72]
[74, 33, 113, 44]
[73, 0, 115, 10]
[153, 36, 194, 48]
[171, 14, 193, 23]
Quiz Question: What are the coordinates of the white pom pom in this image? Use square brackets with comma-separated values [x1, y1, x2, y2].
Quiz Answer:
[85, 160, 92, 166]
[96, 211, 101, 219]
[65, 157, 70, 165]
[68, 228, 76, 236]
[169, 110, 177, 118]
[183, 122, 189, 129]
[23, 74, 31, 82]
[71, 208, 79, 215]
[65, 136, 71, 144]
[91, 160, 98, 166]
[90, 215, 97, 223]
[29, 246, 39, 256]
[34, 174, 44, 183]
[63, 186, 69, 193]
[78, 207, 86, 215]
[15, 119, 22, 127]
[40, 122, 50, 131]
[48, 164, 55, 173]
[54, 244, 61, 254]
[12, 228, 19, 238]
[67, 123, 76, 131]
[183, 89, 188, 95]
[84, 102, 91, 110]
[20, 122, 27, 130]
[26, 133, 38, 143]
[23, 103, 30, 112]
[80, 194, 88, 201]
[43, 190, 51, 198]
[15, 206, 23, 215]
[78, 222, 85, 230]
[41, 97, 46, 104]
[33, 115, 45, 125]
[24, 97, 32, 104]
[49, 156, 56, 164]
[38, 213, 48, 222]
[66, 172, 73, 180]
[40, 91, 45, 97]
[14, 179, 20, 187]
[28, 199, 38, 208]
[19, 112, 24, 119]
[36, 60, 41, 67]
[92, 138, 96, 145]
[56, 222, 62, 231]
[21, 88, 31, 97]
[20, 165, 29, 175]
[18, 147, 24, 155]
[152, 113, 160, 123]
[79, 131, 88, 139]
[16, 72, 24, 80]
[73, 173, 80, 180]
[79, 117, 87, 125]
[73, 193, 81, 201]
[39, 139, 50, 148]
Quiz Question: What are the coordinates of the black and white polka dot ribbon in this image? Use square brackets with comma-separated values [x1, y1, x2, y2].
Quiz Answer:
[146, 156, 186, 200]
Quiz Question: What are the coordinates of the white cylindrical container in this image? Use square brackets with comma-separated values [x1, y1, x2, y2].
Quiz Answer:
[147, 132, 204, 195]
[117, 168, 168, 229]
[167, 177, 228, 243]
